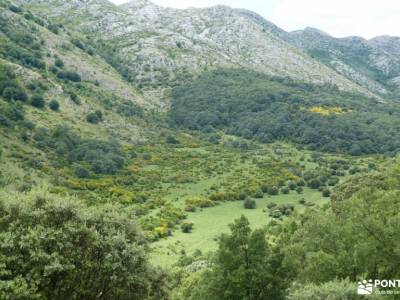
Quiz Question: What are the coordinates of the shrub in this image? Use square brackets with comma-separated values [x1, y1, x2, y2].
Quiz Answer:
[281, 187, 290, 194]
[166, 135, 180, 144]
[75, 166, 90, 178]
[86, 110, 103, 124]
[254, 189, 264, 199]
[327, 177, 340, 186]
[296, 186, 304, 194]
[322, 188, 331, 197]
[49, 100, 60, 111]
[54, 58, 64, 68]
[2, 86, 28, 102]
[47, 24, 60, 34]
[9, 4, 22, 13]
[181, 221, 194, 233]
[261, 184, 269, 193]
[268, 186, 279, 196]
[308, 179, 321, 189]
[269, 203, 294, 218]
[143, 153, 152, 160]
[57, 70, 81, 82]
[238, 192, 247, 200]
[71, 38, 85, 50]
[184, 205, 196, 212]
[244, 197, 256, 209]
[271, 210, 282, 219]
[297, 179, 306, 187]
[68, 92, 81, 105]
[49, 65, 58, 74]
[288, 181, 297, 190]
[30, 94, 45, 108]
[186, 197, 214, 208]
[116, 103, 143, 117]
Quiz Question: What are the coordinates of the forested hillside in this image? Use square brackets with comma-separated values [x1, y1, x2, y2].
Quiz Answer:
[170, 69, 400, 155]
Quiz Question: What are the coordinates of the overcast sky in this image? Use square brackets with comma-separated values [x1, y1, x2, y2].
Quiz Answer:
[110, 0, 400, 38]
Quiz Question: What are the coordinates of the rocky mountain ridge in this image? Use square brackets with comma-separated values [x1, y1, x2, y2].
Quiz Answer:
[18, 0, 380, 100]
[288, 27, 400, 95]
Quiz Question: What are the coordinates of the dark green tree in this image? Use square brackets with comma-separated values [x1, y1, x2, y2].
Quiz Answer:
[244, 197, 256, 209]
[202, 215, 286, 300]
[49, 100, 60, 111]
[30, 94, 45, 108]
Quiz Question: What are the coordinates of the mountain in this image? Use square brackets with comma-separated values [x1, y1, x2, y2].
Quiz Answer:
[2, 0, 400, 157]
[17, 0, 377, 102]
[288, 28, 400, 95]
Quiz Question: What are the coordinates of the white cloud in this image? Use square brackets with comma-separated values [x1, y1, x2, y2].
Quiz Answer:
[110, 0, 400, 38]
[271, 0, 400, 38]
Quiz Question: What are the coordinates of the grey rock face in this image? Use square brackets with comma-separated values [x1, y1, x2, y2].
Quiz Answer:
[288, 28, 400, 95]
[20, 0, 373, 96]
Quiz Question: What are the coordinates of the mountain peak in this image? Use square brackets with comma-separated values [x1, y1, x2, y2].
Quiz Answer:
[121, 0, 154, 7]
[302, 27, 330, 36]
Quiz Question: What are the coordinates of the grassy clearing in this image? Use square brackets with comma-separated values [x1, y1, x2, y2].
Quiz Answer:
[151, 187, 326, 266]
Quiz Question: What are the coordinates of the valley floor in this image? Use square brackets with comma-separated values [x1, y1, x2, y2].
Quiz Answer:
[151, 187, 326, 266]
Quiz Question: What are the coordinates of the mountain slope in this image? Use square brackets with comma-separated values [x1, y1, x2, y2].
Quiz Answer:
[0, 0, 162, 188]
[0, 0, 151, 140]
[289, 28, 400, 95]
[18, 0, 376, 101]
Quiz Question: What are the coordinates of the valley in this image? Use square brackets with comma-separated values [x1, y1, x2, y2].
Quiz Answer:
[1, 0, 400, 299]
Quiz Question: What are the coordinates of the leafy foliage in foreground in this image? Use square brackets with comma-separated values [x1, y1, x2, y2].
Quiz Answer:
[0, 190, 168, 300]
[170, 69, 400, 155]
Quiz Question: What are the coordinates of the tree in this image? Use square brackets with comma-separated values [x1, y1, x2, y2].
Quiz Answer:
[30, 94, 45, 108]
[254, 189, 264, 199]
[244, 197, 256, 209]
[296, 186, 304, 194]
[49, 100, 60, 111]
[322, 188, 331, 197]
[166, 135, 180, 144]
[308, 179, 321, 189]
[197, 216, 286, 300]
[268, 186, 279, 195]
[281, 187, 290, 194]
[288, 181, 297, 190]
[0, 190, 168, 299]
[57, 70, 81, 82]
[74, 166, 90, 178]
[181, 221, 194, 233]
[86, 110, 103, 124]
[54, 58, 64, 68]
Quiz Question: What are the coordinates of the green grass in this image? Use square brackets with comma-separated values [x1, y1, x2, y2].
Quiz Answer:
[151, 188, 327, 266]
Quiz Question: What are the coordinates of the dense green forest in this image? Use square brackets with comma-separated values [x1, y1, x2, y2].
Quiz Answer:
[170, 69, 400, 155]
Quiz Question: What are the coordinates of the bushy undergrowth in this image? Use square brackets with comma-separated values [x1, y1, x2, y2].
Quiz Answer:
[33, 126, 125, 175]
